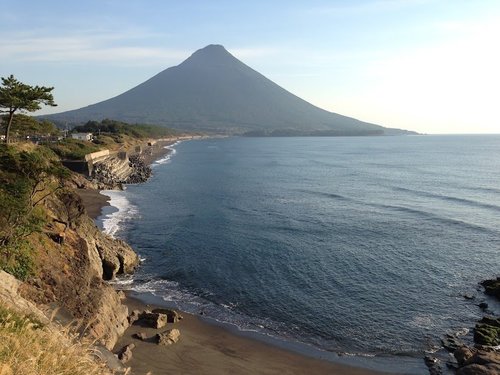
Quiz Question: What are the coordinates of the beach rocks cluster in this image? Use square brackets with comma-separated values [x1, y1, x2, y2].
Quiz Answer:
[116, 307, 183, 363]
[128, 308, 182, 327]
[428, 277, 500, 375]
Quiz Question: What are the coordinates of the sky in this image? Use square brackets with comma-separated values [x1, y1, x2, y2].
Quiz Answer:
[1, 0, 499, 134]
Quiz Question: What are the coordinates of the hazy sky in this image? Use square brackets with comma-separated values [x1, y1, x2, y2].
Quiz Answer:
[1, 0, 499, 134]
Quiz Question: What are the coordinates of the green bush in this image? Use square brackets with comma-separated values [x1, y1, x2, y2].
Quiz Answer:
[0, 144, 68, 279]
[0, 241, 36, 281]
[47, 138, 101, 160]
[74, 118, 178, 139]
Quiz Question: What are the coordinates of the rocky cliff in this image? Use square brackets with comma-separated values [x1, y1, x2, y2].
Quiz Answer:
[17, 188, 140, 349]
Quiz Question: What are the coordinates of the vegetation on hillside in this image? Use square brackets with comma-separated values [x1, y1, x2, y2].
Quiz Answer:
[0, 144, 69, 279]
[74, 118, 178, 139]
[0, 304, 112, 375]
[46, 119, 178, 160]
[48, 138, 102, 160]
[0, 114, 60, 140]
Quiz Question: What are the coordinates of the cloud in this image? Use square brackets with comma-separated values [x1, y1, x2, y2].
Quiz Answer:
[0, 29, 187, 66]
[306, 0, 433, 15]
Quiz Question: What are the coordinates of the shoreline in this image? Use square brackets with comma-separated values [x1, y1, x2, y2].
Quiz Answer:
[82, 138, 424, 374]
[77, 138, 179, 221]
[116, 293, 395, 375]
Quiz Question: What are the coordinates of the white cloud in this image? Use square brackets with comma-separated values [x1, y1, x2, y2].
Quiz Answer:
[306, 0, 433, 15]
[0, 29, 187, 66]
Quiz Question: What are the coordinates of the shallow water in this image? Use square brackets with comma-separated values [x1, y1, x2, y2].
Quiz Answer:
[101, 135, 500, 371]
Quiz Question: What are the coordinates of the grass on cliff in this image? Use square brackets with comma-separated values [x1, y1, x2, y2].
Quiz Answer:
[0, 144, 70, 280]
[0, 304, 113, 375]
[47, 138, 102, 160]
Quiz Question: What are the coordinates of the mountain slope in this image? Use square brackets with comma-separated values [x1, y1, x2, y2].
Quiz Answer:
[44, 45, 412, 135]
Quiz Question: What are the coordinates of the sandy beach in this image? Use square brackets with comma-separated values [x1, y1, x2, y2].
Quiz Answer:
[115, 295, 393, 375]
[77, 188, 111, 219]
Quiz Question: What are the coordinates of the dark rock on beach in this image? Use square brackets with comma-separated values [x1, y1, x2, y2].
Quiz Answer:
[128, 309, 141, 325]
[136, 311, 168, 329]
[152, 308, 183, 323]
[155, 329, 181, 345]
[117, 343, 135, 363]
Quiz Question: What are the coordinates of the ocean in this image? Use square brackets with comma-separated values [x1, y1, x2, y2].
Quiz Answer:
[99, 136, 500, 373]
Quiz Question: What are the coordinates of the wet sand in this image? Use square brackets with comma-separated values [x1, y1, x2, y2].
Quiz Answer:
[115, 296, 394, 375]
[76, 188, 110, 219]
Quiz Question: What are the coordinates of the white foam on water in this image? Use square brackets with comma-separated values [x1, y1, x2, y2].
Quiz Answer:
[108, 276, 135, 286]
[99, 189, 138, 238]
[153, 141, 181, 166]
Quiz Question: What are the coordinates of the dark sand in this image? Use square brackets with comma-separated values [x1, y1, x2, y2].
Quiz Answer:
[76, 188, 110, 219]
[115, 296, 394, 375]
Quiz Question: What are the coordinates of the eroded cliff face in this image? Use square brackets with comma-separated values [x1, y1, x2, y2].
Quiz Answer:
[19, 188, 140, 349]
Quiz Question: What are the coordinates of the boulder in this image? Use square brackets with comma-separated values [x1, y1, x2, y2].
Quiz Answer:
[481, 278, 500, 300]
[455, 347, 476, 366]
[155, 329, 180, 345]
[117, 343, 135, 363]
[474, 317, 500, 346]
[128, 310, 141, 325]
[151, 308, 183, 323]
[137, 311, 168, 329]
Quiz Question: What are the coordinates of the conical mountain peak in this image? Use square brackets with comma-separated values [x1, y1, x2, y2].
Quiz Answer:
[42, 45, 413, 136]
[180, 44, 240, 68]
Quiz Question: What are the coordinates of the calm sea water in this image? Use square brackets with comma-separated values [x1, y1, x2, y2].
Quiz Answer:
[101, 136, 500, 371]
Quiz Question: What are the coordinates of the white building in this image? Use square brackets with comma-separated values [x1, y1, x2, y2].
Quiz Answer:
[71, 133, 93, 141]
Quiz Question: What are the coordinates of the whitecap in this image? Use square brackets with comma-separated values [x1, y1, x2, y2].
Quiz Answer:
[153, 141, 181, 166]
[99, 190, 138, 238]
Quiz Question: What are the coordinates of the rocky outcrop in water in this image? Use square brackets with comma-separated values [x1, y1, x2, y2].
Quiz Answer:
[443, 278, 500, 375]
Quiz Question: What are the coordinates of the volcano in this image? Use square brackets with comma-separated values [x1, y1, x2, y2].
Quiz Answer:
[44, 44, 412, 135]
